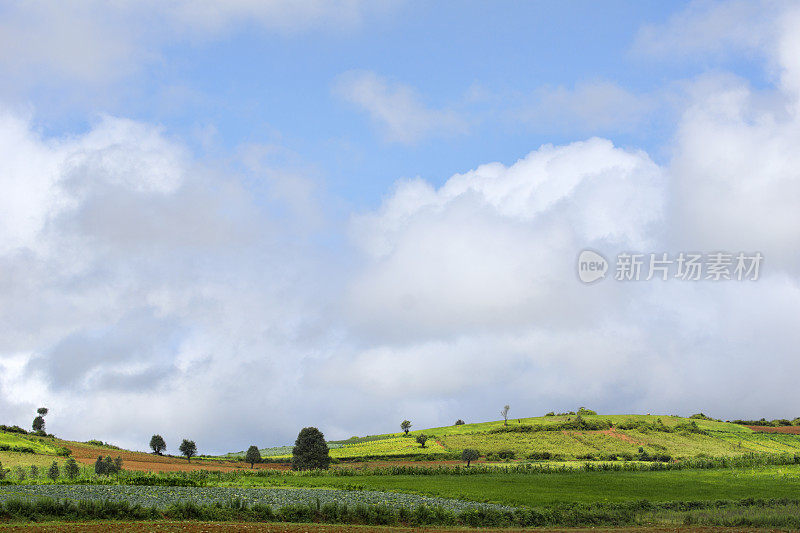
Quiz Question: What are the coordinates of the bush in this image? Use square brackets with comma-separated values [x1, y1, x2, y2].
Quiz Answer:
[292, 427, 331, 470]
[415, 434, 428, 448]
[64, 458, 80, 480]
[94, 455, 122, 475]
[0, 425, 28, 435]
[454, 419, 465, 425]
[47, 461, 60, 481]
[526, 451, 552, 460]
[577, 407, 597, 416]
[497, 449, 515, 460]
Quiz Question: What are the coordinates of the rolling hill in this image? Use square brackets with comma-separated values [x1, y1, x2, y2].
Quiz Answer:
[225, 413, 800, 462]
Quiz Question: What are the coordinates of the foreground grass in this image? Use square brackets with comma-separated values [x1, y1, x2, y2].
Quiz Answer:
[255, 465, 800, 508]
[0, 522, 772, 532]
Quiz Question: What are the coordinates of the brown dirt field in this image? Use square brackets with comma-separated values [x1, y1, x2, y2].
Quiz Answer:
[600, 428, 641, 445]
[0, 522, 779, 533]
[61, 442, 290, 473]
[747, 425, 800, 434]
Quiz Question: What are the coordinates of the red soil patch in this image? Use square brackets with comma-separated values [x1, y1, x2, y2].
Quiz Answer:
[62, 442, 289, 473]
[747, 425, 800, 434]
[601, 428, 641, 444]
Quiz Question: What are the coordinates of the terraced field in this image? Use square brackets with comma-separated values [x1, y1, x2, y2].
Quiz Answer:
[222, 414, 800, 463]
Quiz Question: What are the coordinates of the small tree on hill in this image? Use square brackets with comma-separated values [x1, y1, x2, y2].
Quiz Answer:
[47, 461, 60, 481]
[292, 427, 330, 470]
[245, 445, 262, 468]
[64, 458, 80, 480]
[29, 465, 39, 479]
[400, 420, 412, 434]
[455, 419, 465, 425]
[500, 405, 510, 426]
[149, 434, 166, 455]
[179, 439, 197, 462]
[32, 407, 49, 434]
[461, 448, 480, 467]
[415, 434, 428, 448]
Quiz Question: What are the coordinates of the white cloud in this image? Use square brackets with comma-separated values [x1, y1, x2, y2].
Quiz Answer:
[632, 0, 779, 61]
[517, 81, 658, 133]
[334, 71, 468, 143]
[4, 1, 800, 451]
[0, 1, 396, 89]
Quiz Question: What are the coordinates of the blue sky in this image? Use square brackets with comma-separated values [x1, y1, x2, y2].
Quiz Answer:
[1, 1, 799, 452]
[26, 0, 747, 205]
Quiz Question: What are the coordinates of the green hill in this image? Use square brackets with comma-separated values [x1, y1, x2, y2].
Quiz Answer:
[226, 413, 800, 462]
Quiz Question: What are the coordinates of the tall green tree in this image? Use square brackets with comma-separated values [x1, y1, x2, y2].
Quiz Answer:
[149, 434, 166, 455]
[400, 420, 412, 434]
[461, 448, 480, 467]
[245, 445, 262, 468]
[291, 427, 330, 470]
[179, 439, 197, 462]
[47, 461, 60, 481]
[32, 407, 48, 433]
[64, 458, 80, 480]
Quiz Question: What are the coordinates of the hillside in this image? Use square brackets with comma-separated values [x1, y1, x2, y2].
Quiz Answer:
[227, 413, 800, 462]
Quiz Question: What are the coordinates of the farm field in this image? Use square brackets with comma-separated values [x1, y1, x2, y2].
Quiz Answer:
[4, 413, 800, 530]
[0, 523, 763, 533]
[0, 485, 513, 513]
[259, 465, 800, 508]
[220, 414, 800, 464]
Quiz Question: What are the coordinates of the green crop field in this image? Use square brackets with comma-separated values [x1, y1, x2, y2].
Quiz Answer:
[260, 464, 800, 508]
[0, 432, 65, 456]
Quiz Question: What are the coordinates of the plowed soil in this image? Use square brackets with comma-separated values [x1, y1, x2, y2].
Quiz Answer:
[62, 442, 290, 473]
[747, 425, 800, 434]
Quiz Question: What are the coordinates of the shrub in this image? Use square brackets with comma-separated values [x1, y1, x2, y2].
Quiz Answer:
[292, 427, 330, 470]
[47, 461, 60, 481]
[577, 407, 597, 415]
[15, 466, 25, 481]
[526, 451, 552, 460]
[64, 458, 80, 480]
[545, 412, 555, 416]
[94, 455, 122, 475]
[415, 434, 428, 448]
[29, 465, 39, 479]
[454, 419, 465, 425]
[0, 425, 28, 435]
[0, 461, 4, 480]
[497, 449, 515, 460]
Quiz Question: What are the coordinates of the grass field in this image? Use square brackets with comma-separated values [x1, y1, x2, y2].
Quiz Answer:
[255, 465, 800, 508]
[0, 522, 763, 532]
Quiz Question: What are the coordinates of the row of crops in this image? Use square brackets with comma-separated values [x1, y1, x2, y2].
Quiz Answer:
[0, 484, 514, 513]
